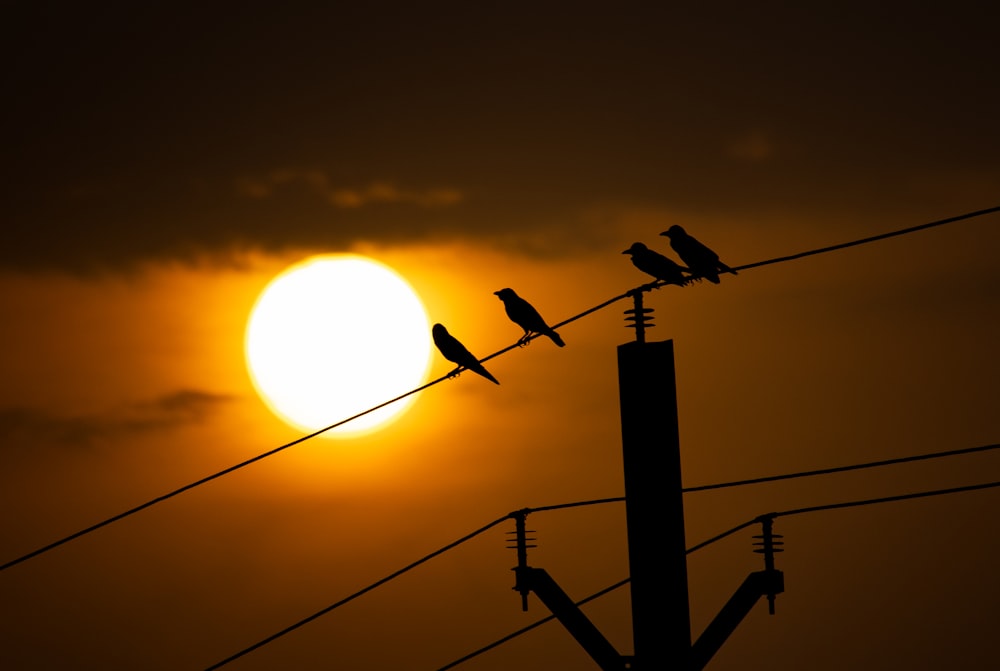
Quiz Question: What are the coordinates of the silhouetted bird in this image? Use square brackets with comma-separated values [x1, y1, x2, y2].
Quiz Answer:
[494, 288, 565, 348]
[659, 225, 737, 284]
[432, 323, 500, 384]
[622, 242, 689, 286]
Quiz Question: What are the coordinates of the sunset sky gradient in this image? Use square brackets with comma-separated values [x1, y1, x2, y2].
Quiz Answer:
[2, 4, 999, 670]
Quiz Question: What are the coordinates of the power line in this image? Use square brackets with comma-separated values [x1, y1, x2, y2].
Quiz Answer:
[517, 443, 1000, 511]
[772, 479, 1000, 518]
[527, 205, 1000, 337]
[434, 578, 632, 671]
[433, 477, 1000, 671]
[202, 515, 510, 671]
[686, 480, 1000, 555]
[683, 442, 1000, 493]
[2, 206, 996, 573]
[0, 377, 447, 572]
[686, 519, 760, 554]
[734, 205, 1000, 273]
[205, 446, 1000, 669]
[205, 501, 733, 670]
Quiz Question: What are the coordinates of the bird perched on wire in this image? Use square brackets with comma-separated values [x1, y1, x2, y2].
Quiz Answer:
[494, 288, 565, 348]
[432, 323, 500, 384]
[660, 225, 737, 284]
[622, 242, 689, 286]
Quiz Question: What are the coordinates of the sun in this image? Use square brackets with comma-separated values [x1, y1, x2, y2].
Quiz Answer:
[245, 255, 432, 437]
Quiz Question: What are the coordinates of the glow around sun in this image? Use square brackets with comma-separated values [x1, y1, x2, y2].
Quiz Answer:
[245, 255, 432, 437]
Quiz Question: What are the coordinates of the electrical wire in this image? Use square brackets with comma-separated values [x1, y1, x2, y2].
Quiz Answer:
[2, 206, 996, 573]
[734, 205, 1000, 273]
[515, 442, 1000, 512]
[203, 515, 510, 671]
[432, 477, 1000, 671]
[525, 204, 1000, 338]
[434, 578, 632, 671]
[683, 442, 1000, 493]
[0, 377, 447, 572]
[772, 479, 1000, 518]
[205, 499, 740, 670]
[204, 445, 999, 669]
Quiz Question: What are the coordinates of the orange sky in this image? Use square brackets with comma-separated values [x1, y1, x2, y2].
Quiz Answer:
[2, 4, 999, 670]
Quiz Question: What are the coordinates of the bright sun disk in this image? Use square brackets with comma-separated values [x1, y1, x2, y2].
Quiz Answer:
[245, 255, 432, 437]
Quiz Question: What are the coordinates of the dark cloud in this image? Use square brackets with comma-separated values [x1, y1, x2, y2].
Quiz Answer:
[3, 3, 998, 272]
[0, 390, 235, 449]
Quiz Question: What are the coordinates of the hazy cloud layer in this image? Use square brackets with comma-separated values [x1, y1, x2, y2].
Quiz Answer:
[3, 3, 997, 273]
[0, 390, 235, 448]
[727, 131, 776, 162]
[235, 171, 463, 209]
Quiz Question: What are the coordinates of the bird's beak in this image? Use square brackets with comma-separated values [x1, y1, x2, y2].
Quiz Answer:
[621, 249, 630, 254]
[659, 231, 668, 236]
[493, 291, 501, 296]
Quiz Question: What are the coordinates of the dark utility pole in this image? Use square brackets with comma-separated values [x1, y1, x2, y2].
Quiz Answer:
[508, 292, 782, 670]
[617, 337, 691, 668]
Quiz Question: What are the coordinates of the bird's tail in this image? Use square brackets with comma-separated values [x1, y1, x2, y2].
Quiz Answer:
[471, 364, 500, 385]
[546, 330, 566, 347]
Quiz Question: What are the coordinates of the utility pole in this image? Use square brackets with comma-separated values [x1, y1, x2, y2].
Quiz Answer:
[507, 289, 783, 670]
[618, 293, 690, 668]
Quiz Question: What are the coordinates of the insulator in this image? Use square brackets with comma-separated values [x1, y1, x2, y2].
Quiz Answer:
[508, 515, 537, 612]
[752, 516, 784, 614]
[505, 530, 536, 549]
[623, 307, 655, 329]
[752, 534, 784, 554]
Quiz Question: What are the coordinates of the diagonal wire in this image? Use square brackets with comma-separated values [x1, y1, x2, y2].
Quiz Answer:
[203, 514, 511, 671]
[683, 442, 1000, 493]
[1, 377, 448, 572]
[433, 578, 632, 671]
[513, 443, 1000, 511]
[211, 510, 747, 671]
[209, 474, 1000, 669]
[434, 476, 1000, 670]
[733, 205, 1000, 273]
[521, 204, 1000, 339]
[772, 479, 1000, 518]
[2, 206, 997, 572]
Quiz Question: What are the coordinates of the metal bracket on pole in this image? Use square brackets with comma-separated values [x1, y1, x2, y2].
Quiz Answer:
[506, 514, 627, 670]
[689, 518, 786, 671]
[507, 509, 536, 612]
[752, 514, 785, 615]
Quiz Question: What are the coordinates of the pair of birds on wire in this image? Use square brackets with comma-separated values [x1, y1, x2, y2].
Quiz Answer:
[623, 225, 737, 286]
[432, 288, 564, 385]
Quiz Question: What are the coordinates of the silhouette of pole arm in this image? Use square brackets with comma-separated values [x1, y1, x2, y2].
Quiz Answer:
[512, 564, 783, 671]
[508, 512, 628, 671]
[688, 570, 785, 670]
[690, 515, 785, 670]
[513, 566, 629, 671]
